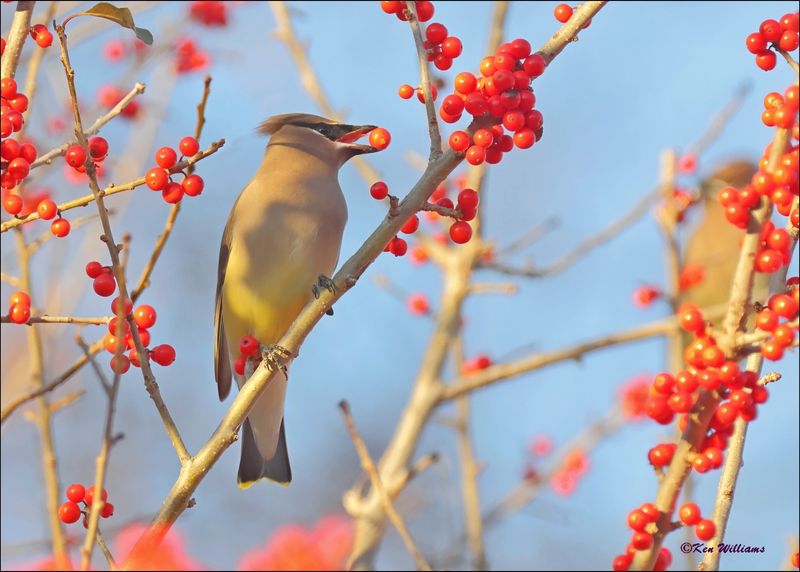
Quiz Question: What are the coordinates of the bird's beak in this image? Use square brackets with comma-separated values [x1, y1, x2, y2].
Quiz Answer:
[336, 124, 379, 154]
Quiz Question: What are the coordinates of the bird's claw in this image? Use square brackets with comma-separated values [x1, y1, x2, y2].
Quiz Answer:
[260, 344, 292, 376]
[312, 274, 337, 299]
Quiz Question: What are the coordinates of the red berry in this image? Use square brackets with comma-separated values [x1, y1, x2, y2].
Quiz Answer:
[454, 72, 477, 94]
[368, 128, 391, 150]
[760, 19, 782, 42]
[627, 509, 649, 532]
[679, 502, 701, 526]
[695, 519, 716, 541]
[457, 188, 479, 209]
[0, 77, 17, 98]
[473, 128, 494, 148]
[449, 221, 472, 244]
[442, 94, 465, 116]
[3, 193, 23, 215]
[522, 54, 546, 77]
[780, 12, 799, 31]
[145, 167, 169, 191]
[66, 483, 86, 503]
[93, 274, 117, 297]
[415, 1, 434, 21]
[59, 501, 82, 524]
[181, 174, 204, 197]
[179, 136, 199, 156]
[612, 554, 632, 571]
[111, 296, 133, 316]
[370, 181, 389, 200]
[31, 24, 53, 48]
[9, 303, 31, 324]
[416, 83, 438, 103]
[239, 335, 259, 357]
[631, 531, 653, 550]
[234, 355, 246, 376]
[401, 215, 419, 234]
[7, 157, 30, 180]
[554, 4, 573, 23]
[155, 146, 178, 169]
[9, 291, 31, 307]
[770, 293, 798, 318]
[509, 38, 531, 59]
[151, 344, 176, 366]
[449, 130, 470, 152]
[502, 110, 526, 131]
[110, 354, 131, 374]
[65, 144, 87, 168]
[85, 485, 108, 506]
[88, 136, 109, 160]
[388, 236, 407, 256]
[51, 218, 70, 238]
[398, 84, 414, 99]
[746, 32, 767, 53]
[163, 182, 184, 204]
[36, 199, 58, 220]
[441, 36, 462, 58]
[133, 305, 157, 328]
[425, 22, 448, 44]
[100, 502, 115, 518]
[755, 50, 777, 71]
[465, 145, 485, 165]
[780, 31, 799, 51]
[380, 1, 402, 14]
[513, 128, 535, 149]
[407, 293, 429, 315]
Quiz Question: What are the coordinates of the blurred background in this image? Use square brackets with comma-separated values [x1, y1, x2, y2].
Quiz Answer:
[1, 1, 798, 570]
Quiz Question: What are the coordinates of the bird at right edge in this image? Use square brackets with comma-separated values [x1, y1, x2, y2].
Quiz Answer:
[214, 113, 380, 487]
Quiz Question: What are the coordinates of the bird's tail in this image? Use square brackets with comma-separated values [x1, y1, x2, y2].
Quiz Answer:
[238, 418, 292, 487]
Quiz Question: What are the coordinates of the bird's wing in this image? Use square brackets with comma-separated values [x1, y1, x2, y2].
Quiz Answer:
[214, 200, 238, 401]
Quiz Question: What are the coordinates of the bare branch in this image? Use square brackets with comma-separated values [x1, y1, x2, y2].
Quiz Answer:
[405, 1, 442, 158]
[339, 401, 432, 571]
[0, 1, 34, 79]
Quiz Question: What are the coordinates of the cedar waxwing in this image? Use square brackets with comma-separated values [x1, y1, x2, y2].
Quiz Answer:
[214, 113, 378, 487]
[682, 160, 760, 314]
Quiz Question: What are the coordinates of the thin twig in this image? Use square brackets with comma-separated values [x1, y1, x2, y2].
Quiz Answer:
[405, 0, 442, 159]
[55, 21, 190, 469]
[631, 126, 792, 571]
[269, 1, 380, 184]
[339, 401, 432, 571]
[76, 335, 111, 396]
[95, 529, 116, 569]
[0, 1, 34, 79]
[481, 184, 661, 278]
[19, 1, 59, 134]
[30, 83, 147, 169]
[12, 228, 70, 568]
[775, 46, 799, 74]
[125, 4, 606, 562]
[0, 272, 23, 288]
[3, 139, 224, 233]
[1, 315, 110, 325]
[442, 303, 727, 401]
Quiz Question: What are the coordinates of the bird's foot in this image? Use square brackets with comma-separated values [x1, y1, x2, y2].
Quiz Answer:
[312, 274, 337, 299]
[259, 344, 292, 376]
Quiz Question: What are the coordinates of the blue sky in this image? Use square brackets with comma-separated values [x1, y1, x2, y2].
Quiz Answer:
[2, 2, 798, 570]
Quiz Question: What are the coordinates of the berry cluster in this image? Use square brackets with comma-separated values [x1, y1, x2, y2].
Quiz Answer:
[442, 38, 545, 162]
[381, 1, 434, 22]
[88, 267, 176, 373]
[58, 483, 113, 526]
[720, 124, 798, 230]
[175, 37, 211, 74]
[761, 84, 799, 130]
[144, 137, 204, 204]
[189, 1, 229, 27]
[233, 335, 260, 375]
[745, 12, 799, 71]
[613, 505, 673, 571]
[754, 281, 799, 361]
[6, 290, 31, 324]
[97, 85, 140, 119]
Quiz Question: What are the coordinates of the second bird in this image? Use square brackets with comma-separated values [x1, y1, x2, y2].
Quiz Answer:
[214, 113, 378, 487]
